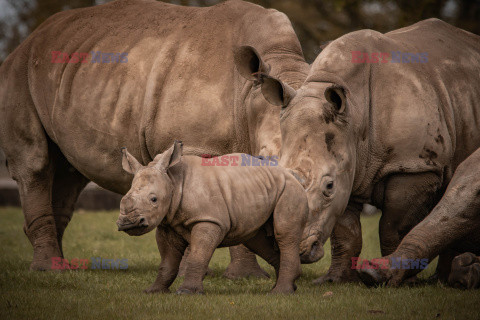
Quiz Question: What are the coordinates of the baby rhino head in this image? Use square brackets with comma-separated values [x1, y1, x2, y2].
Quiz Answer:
[117, 141, 183, 236]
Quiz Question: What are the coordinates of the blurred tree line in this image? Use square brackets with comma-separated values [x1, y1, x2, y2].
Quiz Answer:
[0, 0, 479, 63]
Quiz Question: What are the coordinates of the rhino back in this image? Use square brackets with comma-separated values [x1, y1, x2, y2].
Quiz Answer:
[309, 19, 480, 193]
[0, 0, 305, 193]
[177, 155, 288, 243]
[385, 19, 480, 168]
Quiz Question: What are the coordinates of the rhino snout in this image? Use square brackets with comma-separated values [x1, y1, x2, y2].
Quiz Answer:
[300, 236, 324, 264]
[116, 216, 149, 232]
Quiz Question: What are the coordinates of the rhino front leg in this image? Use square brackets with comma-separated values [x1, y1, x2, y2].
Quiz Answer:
[177, 246, 215, 277]
[378, 172, 440, 256]
[359, 149, 480, 287]
[313, 203, 362, 285]
[145, 226, 187, 294]
[176, 223, 223, 295]
[431, 248, 458, 283]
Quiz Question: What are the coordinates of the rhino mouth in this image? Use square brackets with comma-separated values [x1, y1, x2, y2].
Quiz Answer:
[117, 217, 149, 236]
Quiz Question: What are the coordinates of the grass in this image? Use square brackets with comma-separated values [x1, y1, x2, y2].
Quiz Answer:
[0, 207, 479, 320]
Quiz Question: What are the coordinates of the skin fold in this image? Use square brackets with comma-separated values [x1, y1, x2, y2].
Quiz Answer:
[243, 18, 480, 285]
[117, 141, 322, 294]
[0, 0, 308, 272]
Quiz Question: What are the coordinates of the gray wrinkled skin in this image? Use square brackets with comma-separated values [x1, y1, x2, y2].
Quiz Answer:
[0, 0, 308, 271]
[117, 141, 313, 294]
[252, 18, 480, 284]
[359, 148, 480, 288]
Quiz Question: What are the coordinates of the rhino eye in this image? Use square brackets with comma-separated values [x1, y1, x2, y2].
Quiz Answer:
[321, 178, 335, 198]
[150, 196, 157, 203]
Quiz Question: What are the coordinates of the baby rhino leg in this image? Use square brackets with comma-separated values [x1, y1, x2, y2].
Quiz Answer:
[242, 227, 280, 280]
[176, 223, 223, 295]
[270, 182, 307, 294]
[145, 226, 187, 294]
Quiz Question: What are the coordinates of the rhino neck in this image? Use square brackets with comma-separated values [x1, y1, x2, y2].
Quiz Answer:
[232, 6, 309, 156]
[250, 55, 309, 157]
[263, 51, 310, 90]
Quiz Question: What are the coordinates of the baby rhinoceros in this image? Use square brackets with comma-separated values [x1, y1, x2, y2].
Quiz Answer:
[117, 141, 314, 294]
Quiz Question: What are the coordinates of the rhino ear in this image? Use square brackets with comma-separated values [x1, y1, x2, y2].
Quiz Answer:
[121, 148, 143, 174]
[168, 140, 183, 168]
[325, 86, 346, 113]
[261, 75, 296, 108]
[234, 45, 271, 81]
[154, 141, 183, 171]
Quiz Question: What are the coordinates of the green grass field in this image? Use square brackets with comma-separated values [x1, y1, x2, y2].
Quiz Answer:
[0, 207, 479, 319]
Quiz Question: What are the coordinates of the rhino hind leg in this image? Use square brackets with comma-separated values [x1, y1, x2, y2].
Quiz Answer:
[6, 135, 62, 270]
[223, 245, 270, 279]
[242, 228, 280, 280]
[51, 149, 90, 257]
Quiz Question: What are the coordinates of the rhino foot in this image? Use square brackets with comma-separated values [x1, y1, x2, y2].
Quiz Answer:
[357, 268, 387, 287]
[144, 286, 170, 294]
[269, 283, 296, 294]
[30, 258, 56, 271]
[175, 287, 205, 295]
[313, 269, 360, 285]
[448, 252, 480, 289]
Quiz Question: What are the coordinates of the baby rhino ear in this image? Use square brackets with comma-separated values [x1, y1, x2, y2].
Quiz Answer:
[154, 140, 183, 171]
[121, 148, 143, 174]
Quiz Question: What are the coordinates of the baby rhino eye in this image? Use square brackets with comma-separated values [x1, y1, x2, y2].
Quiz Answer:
[150, 196, 157, 203]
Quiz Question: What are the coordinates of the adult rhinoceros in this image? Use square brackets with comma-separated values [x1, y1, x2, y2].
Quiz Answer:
[0, 0, 310, 272]
[243, 18, 480, 284]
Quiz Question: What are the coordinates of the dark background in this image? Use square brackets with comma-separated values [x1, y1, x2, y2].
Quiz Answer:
[0, 0, 479, 64]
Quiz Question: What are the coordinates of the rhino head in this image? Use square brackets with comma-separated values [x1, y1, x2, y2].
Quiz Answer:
[235, 44, 364, 258]
[117, 141, 183, 236]
[275, 79, 356, 255]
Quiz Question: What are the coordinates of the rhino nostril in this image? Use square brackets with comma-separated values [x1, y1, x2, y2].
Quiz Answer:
[138, 217, 147, 227]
